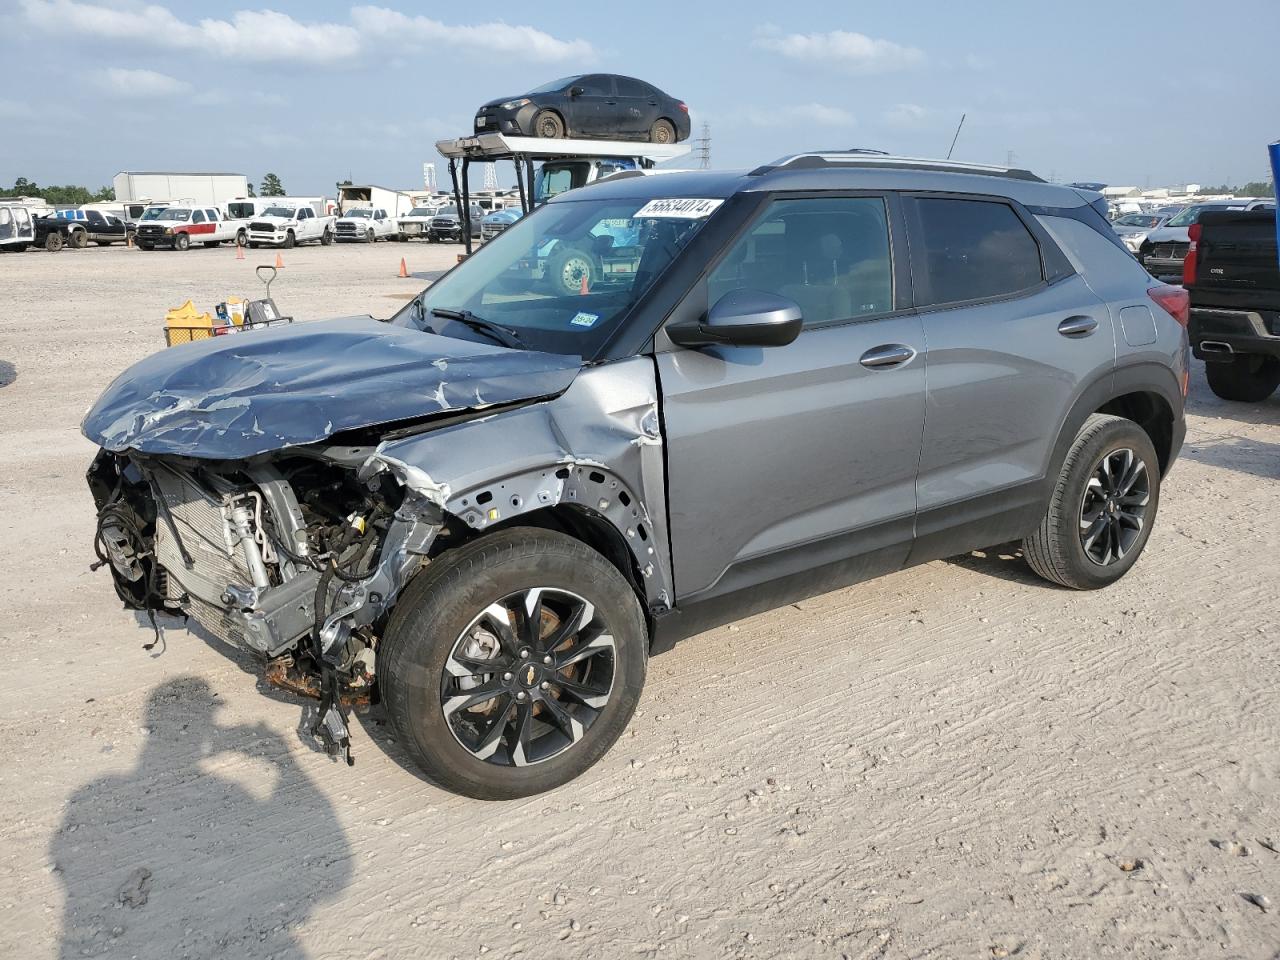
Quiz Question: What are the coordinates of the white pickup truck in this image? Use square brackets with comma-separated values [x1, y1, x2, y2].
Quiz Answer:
[246, 205, 336, 248]
[133, 206, 249, 251]
[334, 207, 398, 242]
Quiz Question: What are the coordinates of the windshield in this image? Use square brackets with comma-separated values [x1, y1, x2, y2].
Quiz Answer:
[140, 207, 166, 220]
[394, 195, 719, 358]
[528, 75, 580, 95]
[1115, 214, 1160, 227]
[263, 206, 296, 217]
[408, 207, 435, 216]
[433, 207, 458, 218]
[1166, 204, 1218, 227]
[344, 208, 372, 218]
[156, 208, 191, 221]
[534, 162, 591, 203]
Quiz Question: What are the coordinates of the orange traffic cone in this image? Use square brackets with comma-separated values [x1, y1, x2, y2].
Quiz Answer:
[126, 232, 133, 249]
[579, 272, 589, 295]
[275, 252, 284, 269]
[235, 243, 245, 261]
[398, 257, 408, 278]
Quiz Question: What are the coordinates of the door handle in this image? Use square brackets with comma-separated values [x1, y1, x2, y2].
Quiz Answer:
[859, 344, 916, 369]
[1057, 315, 1098, 337]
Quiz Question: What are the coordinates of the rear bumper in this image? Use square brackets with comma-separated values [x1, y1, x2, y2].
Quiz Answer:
[1190, 306, 1280, 360]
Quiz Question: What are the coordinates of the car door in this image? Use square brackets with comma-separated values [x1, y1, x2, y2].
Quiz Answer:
[901, 193, 1116, 562]
[656, 193, 925, 603]
[614, 76, 652, 137]
[567, 74, 614, 136]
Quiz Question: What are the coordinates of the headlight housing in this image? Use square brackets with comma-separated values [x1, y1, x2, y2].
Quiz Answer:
[500, 98, 531, 110]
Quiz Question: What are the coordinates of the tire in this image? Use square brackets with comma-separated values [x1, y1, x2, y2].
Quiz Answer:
[1023, 414, 1160, 590]
[173, 232, 190, 251]
[282, 231, 295, 249]
[320, 228, 333, 246]
[248, 242, 260, 249]
[137, 241, 153, 251]
[67, 229, 87, 249]
[1204, 355, 1280, 403]
[366, 228, 375, 243]
[532, 109, 565, 139]
[649, 119, 676, 144]
[236, 230, 248, 247]
[45, 233, 64, 252]
[381, 528, 648, 800]
[546, 245, 597, 297]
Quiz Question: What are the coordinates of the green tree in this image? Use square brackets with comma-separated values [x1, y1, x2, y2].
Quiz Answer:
[260, 173, 285, 197]
[1239, 180, 1275, 197]
[247, 182, 257, 198]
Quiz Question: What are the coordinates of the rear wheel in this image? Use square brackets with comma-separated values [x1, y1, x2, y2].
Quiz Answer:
[1023, 414, 1160, 590]
[547, 246, 597, 297]
[381, 528, 647, 799]
[45, 233, 64, 252]
[649, 119, 676, 144]
[533, 110, 565, 139]
[1204, 355, 1280, 403]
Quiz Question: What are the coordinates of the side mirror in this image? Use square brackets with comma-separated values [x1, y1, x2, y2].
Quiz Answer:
[668, 289, 803, 349]
[569, 86, 584, 97]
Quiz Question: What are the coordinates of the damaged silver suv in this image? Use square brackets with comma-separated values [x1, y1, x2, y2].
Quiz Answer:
[85, 152, 1189, 798]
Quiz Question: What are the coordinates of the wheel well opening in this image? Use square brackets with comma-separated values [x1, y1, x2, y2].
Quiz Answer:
[1097, 391, 1174, 472]
[433, 504, 648, 612]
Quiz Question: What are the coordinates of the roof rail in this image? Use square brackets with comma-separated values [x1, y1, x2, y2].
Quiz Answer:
[749, 151, 1045, 183]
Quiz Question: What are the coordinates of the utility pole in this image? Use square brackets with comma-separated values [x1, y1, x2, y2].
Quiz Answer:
[1005, 149, 1016, 168]
[696, 122, 711, 169]
[483, 163, 498, 191]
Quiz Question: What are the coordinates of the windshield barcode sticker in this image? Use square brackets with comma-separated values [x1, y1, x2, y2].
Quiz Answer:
[570, 312, 599, 327]
[633, 198, 724, 219]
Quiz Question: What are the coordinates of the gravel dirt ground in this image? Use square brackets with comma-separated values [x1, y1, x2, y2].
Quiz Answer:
[1, 241, 1277, 960]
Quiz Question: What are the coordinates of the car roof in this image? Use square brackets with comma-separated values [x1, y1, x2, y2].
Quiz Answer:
[567, 159, 1093, 209]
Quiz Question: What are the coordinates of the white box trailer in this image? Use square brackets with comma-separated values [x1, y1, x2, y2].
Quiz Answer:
[335, 184, 415, 219]
[112, 172, 249, 209]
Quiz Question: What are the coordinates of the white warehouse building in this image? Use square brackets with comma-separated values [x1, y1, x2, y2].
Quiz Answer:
[112, 171, 249, 208]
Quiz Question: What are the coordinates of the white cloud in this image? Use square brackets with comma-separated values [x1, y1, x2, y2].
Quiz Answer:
[884, 103, 929, 127]
[754, 27, 924, 73]
[0, 99, 34, 118]
[102, 68, 192, 98]
[351, 6, 595, 62]
[19, 0, 591, 64]
[746, 103, 857, 127]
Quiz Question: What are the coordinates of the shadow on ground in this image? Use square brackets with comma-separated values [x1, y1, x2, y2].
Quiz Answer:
[0, 360, 15, 389]
[51, 675, 352, 959]
[943, 541, 1047, 586]
[1179, 434, 1280, 481]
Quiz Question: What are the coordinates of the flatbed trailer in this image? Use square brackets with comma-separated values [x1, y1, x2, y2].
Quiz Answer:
[434, 133, 691, 254]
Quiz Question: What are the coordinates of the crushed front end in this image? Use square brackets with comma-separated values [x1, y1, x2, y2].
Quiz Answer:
[87, 446, 447, 762]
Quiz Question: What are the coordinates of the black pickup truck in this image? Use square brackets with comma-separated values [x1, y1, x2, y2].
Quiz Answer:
[1186, 208, 1280, 402]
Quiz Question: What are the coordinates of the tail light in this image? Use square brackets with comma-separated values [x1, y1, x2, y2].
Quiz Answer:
[677, 102, 688, 113]
[1182, 222, 1201, 287]
[1148, 283, 1189, 328]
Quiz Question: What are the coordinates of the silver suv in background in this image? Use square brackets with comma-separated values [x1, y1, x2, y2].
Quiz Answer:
[84, 152, 1188, 798]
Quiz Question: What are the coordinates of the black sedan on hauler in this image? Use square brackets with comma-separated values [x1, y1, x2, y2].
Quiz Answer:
[474, 74, 690, 143]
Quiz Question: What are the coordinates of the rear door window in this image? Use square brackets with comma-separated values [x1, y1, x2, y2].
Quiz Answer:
[707, 196, 894, 324]
[191, 210, 205, 224]
[616, 77, 648, 98]
[908, 197, 1044, 306]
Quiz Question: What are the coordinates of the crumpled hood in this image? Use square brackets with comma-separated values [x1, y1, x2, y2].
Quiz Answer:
[82, 316, 582, 459]
[1144, 225, 1191, 244]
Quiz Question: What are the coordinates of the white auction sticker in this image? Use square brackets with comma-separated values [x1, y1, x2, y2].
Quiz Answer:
[633, 198, 724, 219]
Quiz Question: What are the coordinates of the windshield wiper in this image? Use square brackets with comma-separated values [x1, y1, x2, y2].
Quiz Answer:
[430, 308, 526, 350]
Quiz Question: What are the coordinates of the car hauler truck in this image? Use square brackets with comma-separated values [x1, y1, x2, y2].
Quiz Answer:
[434, 133, 690, 254]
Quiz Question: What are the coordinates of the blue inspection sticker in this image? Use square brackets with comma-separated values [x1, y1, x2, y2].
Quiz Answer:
[570, 312, 599, 328]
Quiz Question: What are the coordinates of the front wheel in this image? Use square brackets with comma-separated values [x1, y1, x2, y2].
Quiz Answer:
[173, 232, 190, 251]
[381, 528, 648, 800]
[533, 109, 565, 139]
[282, 231, 295, 249]
[320, 228, 333, 246]
[236, 230, 248, 247]
[1204, 355, 1280, 403]
[366, 228, 375, 243]
[1023, 414, 1160, 590]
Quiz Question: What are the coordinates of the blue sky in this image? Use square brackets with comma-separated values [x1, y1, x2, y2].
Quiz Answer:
[2, 0, 1277, 196]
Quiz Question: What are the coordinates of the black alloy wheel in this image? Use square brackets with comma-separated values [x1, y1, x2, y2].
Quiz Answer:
[1078, 447, 1150, 566]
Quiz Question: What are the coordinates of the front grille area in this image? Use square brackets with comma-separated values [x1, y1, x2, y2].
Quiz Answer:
[152, 469, 253, 645]
[249, 220, 276, 232]
[432, 219, 458, 229]
[136, 224, 164, 237]
[1149, 242, 1188, 260]
[336, 222, 359, 233]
